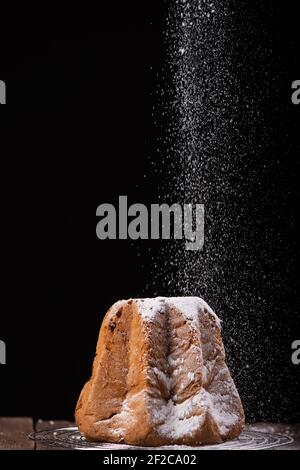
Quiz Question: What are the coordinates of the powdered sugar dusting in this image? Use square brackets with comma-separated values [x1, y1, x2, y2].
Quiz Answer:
[154, 388, 240, 440]
[134, 297, 165, 321]
[135, 296, 221, 329]
[153, 367, 171, 392]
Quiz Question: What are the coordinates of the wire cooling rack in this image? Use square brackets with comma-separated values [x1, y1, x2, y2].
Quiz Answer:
[29, 427, 293, 450]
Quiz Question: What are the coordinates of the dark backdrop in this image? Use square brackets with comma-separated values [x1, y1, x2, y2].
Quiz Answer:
[0, 1, 299, 422]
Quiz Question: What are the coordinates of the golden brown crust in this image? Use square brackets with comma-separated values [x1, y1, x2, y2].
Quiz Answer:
[75, 297, 245, 446]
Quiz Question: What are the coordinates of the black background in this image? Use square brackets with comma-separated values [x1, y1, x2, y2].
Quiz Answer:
[0, 1, 299, 423]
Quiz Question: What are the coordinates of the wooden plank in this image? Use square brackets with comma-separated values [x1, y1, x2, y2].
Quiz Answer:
[35, 419, 75, 450]
[0, 417, 34, 450]
[249, 423, 300, 450]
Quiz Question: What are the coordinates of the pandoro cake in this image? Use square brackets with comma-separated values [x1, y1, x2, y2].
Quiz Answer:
[75, 297, 245, 446]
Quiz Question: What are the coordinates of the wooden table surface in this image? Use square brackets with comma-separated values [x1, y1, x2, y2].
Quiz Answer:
[0, 418, 299, 450]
